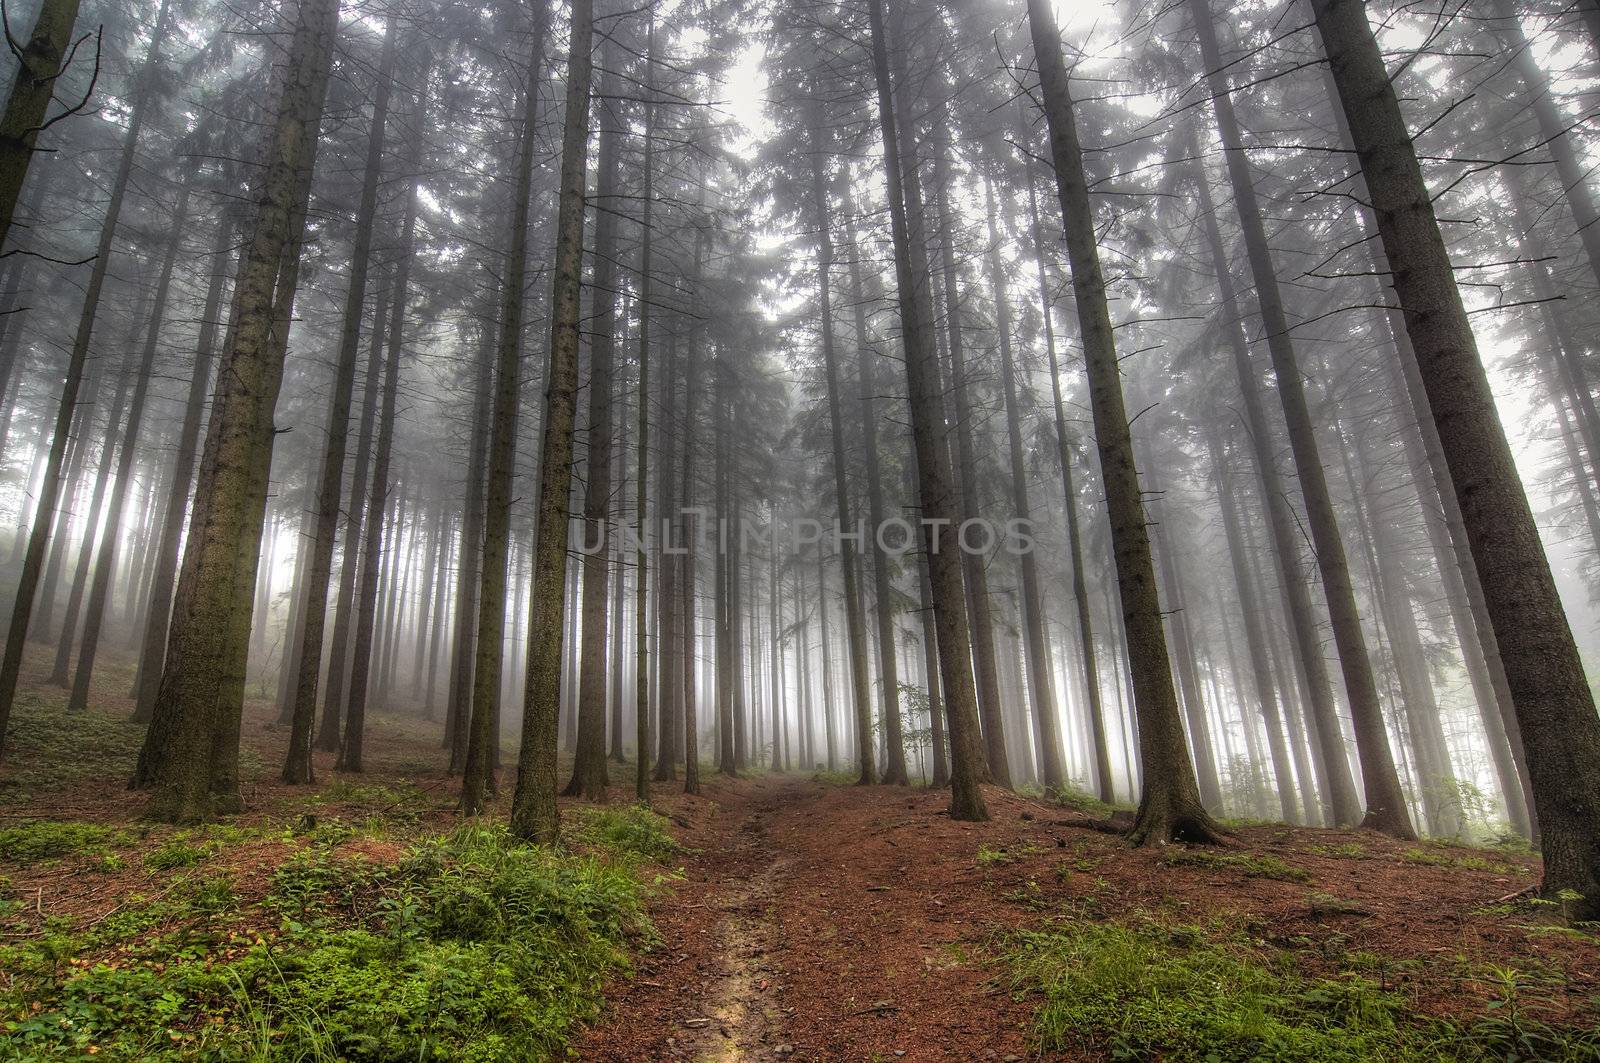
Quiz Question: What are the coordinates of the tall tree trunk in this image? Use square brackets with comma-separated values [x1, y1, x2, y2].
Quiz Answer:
[714, 346, 736, 775]
[1189, 0, 1413, 838]
[930, 119, 1008, 789]
[984, 178, 1064, 790]
[916, 549, 949, 786]
[446, 303, 496, 769]
[0, 0, 85, 253]
[508, 0, 595, 842]
[0, 0, 174, 745]
[314, 277, 389, 749]
[337, 61, 429, 774]
[1315, 0, 1600, 914]
[678, 259, 704, 797]
[282, 17, 399, 781]
[633, 11, 655, 802]
[808, 110, 881, 784]
[843, 206, 902, 786]
[68, 182, 191, 712]
[461, 6, 548, 814]
[51, 333, 137, 687]
[1208, 423, 1300, 823]
[865, 0, 987, 821]
[565, 38, 621, 800]
[1186, 142, 1358, 827]
[1023, 159, 1114, 802]
[1026, 0, 1219, 843]
[135, 0, 336, 816]
[653, 331, 681, 781]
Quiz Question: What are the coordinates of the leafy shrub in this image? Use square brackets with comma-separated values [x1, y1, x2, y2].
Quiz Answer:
[566, 805, 680, 865]
[143, 840, 211, 872]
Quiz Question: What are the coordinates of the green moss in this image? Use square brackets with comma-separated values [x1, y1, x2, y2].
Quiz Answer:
[1401, 844, 1522, 875]
[0, 822, 132, 864]
[1164, 848, 1310, 882]
[1009, 911, 1600, 1062]
[0, 823, 659, 1061]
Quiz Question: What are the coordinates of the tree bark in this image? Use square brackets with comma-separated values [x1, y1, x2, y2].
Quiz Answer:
[1026, 0, 1220, 843]
[1315, 0, 1600, 913]
[461, 6, 548, 815]
[68, 181, 190, 713]
[282, 16, 399, 780]
[0, 0, 85, 253]
[1189, 0, 1414, 838]
[808, 110, 881, 784]
[565, 39, 621, 800]
[1022, 159, 1115, 802]
[984, 178, 1064, 790]
[508, 0, 595, 842]
[338, 60, 430, 775]
[136, 0, 336, 817]
[865, 0, 987, 821]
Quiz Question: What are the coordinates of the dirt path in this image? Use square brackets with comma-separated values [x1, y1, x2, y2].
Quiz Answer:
[575, 772, 1590, 1062]
[576, 775, 1042, 1062]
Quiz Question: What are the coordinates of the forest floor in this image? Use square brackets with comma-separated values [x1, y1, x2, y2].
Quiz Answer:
[1, 656, 1598, 1060]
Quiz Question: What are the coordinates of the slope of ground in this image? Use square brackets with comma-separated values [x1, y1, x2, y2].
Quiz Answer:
[577, 775, 1600, 1061]
[1, 661, 1597, 1061]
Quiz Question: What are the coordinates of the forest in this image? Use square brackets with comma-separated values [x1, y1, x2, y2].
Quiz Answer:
[1, 0, 1599, 1056]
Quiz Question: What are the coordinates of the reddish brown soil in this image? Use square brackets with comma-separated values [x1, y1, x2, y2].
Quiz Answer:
[4, 675, 1597, 1062]
[576, 775, 1600, 1063]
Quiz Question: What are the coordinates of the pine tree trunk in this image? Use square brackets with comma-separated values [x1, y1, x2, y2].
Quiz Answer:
[1208, 424, 1301, 823]
[1022, 162, 1115, 803]
[865, 0, 987, 821]
[565, 39, 621, 800]
[1189, 0, 1413, 838]
[337, 63, 429, 775]
[843, 206, 902, 785]
[633, 11, 656, 801]
[1315, 0, 1600, 914]
[678, 258, 704, 797]
[446, 304, 496, 769]
[1186, 142, 1357, 827]
[1026, 0, 1219, 843]
[508, 0, 595, 842]
[461, 8, 547, 814]
[929, 119, 1008, 790]
[714, 347, 736, 775]
[68, 182, 190, 713]
[0, 0, 85, 253]
[653, 331, 681, 782]
[0, 0, 174, 745]
[51, 335, 136, 687]
[984, 178, 1064, 790]
[808, 113, 881, 784]
[281, 17, 399, 780]
[136, 0, 336, 817]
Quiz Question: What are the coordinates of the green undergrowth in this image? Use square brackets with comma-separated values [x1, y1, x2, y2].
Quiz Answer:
[1163, 848, 1311, 882]
[1032, 784, 1131, 819]
[0, 809, 674, 1061]
[1010, 908, 1600, 1062]
[0, 702, 146, 797]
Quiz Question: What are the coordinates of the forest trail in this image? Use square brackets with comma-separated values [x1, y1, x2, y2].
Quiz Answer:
[577, 774, 1043, 1062]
